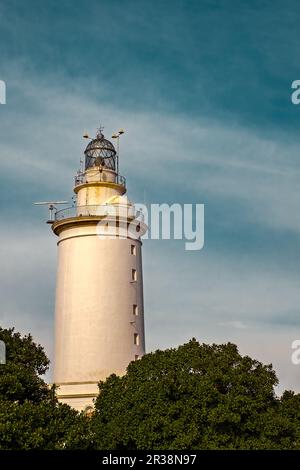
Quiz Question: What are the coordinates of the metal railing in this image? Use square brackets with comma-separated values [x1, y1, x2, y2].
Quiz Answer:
[74, 172, 126, 188]
[55, 204, 144, 222]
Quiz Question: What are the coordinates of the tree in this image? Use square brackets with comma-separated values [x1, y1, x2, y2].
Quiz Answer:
[1, 328, 300, 450]
[90, 339, 300, 450]
[0, 327, 50, 403]
[0, 327, 83, 449]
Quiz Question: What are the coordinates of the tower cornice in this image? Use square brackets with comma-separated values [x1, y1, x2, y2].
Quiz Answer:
[51, 215, 147, 238]
[74, 181, 126, 195]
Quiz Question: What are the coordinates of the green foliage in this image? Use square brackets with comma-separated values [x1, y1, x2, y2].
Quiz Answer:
[90, 339, 300, 450]
[0, 399, 79, 450]
[0, 327, 84, 449]
[1, 327, 300, 450]
[0, 327, 49, 403]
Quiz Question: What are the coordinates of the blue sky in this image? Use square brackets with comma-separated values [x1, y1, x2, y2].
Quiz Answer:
[0, 0, 300, 392]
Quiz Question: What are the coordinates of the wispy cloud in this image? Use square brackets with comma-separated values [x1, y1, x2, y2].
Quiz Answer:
[218, 321, 248, 330]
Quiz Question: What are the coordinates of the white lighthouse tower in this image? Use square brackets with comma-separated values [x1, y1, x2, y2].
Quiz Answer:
[51, 128, 147, 412]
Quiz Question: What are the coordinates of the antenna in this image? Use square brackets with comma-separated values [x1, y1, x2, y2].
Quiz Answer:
[34, 201, 68, 224]
[112, 128, 125, 154]
[112, 129, 125, 180]
[84, 125, 105, 140]
[97, 124, 104, 137]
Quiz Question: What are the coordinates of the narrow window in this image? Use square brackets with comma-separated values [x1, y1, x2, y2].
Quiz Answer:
[132, 269, 137, 281]
[134, 333, 139, 346]
[131, 244, 136, 255]
[135, 355, 139, 361]
[133, 304, 138, 316]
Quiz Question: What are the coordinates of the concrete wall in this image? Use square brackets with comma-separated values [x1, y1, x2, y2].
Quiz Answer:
[53, 165, 146, 411]
[54, 227, 145, 385]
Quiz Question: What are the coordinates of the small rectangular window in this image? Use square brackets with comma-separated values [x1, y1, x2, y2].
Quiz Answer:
[133, 305, 138, 316]
[134, 333, 139, 346]
[135, 355, 139, 361]
[131, 245, 136, 255]
[132, 269, 137, 281]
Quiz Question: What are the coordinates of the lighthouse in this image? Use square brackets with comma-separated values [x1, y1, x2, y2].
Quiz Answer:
[51, 128, 147, 412]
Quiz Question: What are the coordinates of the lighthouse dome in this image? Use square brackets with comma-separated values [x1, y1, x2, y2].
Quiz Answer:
[84, 130, 116, 171]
